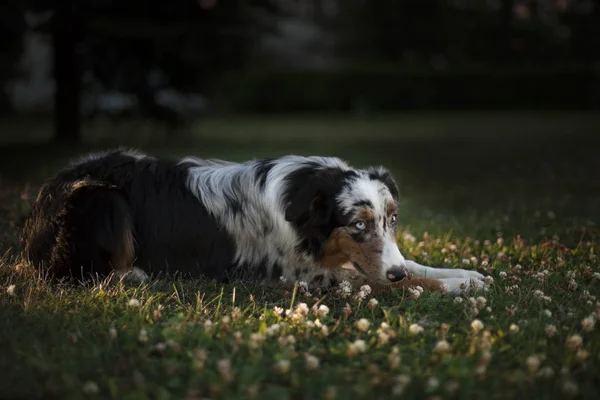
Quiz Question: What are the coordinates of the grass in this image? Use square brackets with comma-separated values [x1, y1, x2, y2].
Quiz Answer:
[1, 113, 600, 399]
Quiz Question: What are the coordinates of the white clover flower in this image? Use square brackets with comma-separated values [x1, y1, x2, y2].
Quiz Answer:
[526, 355, 541, 374]
[565, 334, 583, 350]
[347, 339, 367, 356]
[274, 359, 291, 374]
[575, 349, 589, 361]
[476, 297, 487, 308]
[454, 297, 463, 304]
[304, 354, 320, 370]
[339, 280, 352, 295]
[509, 324, 520, 334]
[218, 358, 234, 382]
[203, 319, 213, 334]
[355, 318, 370, 332]
[273, 306, 284, 316]
[317, 304, 330, 317]
[138, 328, 148, 344]
[359, 285, 372, 296]
[562, 380, 579, 398]
[404, 233, 416, 243]
[426, 376, 440, 391]
[128, 298, 141, 308]
[109, 326, 117, 340]
[538, 366, 555, 379]
[471, 319, 484, 333]
[408, 323, 424, 335]
[296, 303, 309, 316]
[568, 279, 578, 291]
[499, 271, 507, 279]
[249, 333, 266, 349]
[543, 309, 552, 318]
[82, 381, 99, 395]
[368, 298, 379, 310]
[408, 287, 421, 300]
[6, 285, 15, 296]
[545, 324, 557, 337]
[378, 332, 390, 346]
[581, 316, 595, 332]
[433, 340, 451, 354]
[155, 342, 167, 352]
[266, 323, 281, 337]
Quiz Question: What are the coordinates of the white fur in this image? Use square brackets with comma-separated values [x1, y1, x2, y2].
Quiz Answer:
[381, 236, 406, 279]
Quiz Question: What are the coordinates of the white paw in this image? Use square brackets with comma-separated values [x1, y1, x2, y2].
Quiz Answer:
[451, 268, 485, 281]
[428, 267, 484, 280]
[440, 277, 486, 295]
[118, 266, 149, 284]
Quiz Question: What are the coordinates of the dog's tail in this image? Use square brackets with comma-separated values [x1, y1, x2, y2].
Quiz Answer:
[20, 179, 136, 282]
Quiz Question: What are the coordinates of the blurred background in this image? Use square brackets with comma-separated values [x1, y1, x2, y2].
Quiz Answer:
[0, 0, 599, 251]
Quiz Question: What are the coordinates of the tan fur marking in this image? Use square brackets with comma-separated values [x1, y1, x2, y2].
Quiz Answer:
[320, 227, 383, 278]
[387, 200, 397, 216]
[110, 222, 135, 272]
[356, 208, 375, 223]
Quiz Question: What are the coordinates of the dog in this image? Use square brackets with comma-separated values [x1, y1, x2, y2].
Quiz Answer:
[20, 149, 486, 294]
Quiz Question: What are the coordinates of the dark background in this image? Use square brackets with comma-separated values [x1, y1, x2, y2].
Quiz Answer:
[0, 0, 599, 249]
[0, 0, 598, 142]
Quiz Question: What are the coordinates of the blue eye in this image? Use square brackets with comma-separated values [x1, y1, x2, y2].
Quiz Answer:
[355, 221, 366, 230]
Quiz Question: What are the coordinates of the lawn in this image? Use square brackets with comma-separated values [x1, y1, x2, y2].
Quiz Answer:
[1, 113, 600, 399]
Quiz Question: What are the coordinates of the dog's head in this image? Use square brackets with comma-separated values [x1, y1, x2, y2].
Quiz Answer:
[284, 164, 406, 284]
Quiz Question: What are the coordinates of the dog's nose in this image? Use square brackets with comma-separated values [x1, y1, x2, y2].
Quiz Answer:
[386, 267, 407, 283]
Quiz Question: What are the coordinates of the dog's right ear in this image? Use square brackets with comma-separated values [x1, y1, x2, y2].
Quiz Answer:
[284, 168, 343, 229]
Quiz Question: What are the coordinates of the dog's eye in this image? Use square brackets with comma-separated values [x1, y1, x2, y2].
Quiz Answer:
[391, 215, 398, 226]
[355, 220, 366, 230]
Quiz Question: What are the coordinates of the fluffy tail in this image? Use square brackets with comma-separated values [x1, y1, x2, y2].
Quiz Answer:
[20, 180, 135, 282]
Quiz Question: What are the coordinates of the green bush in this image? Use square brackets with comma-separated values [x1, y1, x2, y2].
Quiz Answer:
[218, 65, 599, 113]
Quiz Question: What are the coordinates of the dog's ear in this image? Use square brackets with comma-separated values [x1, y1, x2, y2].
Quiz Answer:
[284, 168, 342, 228]
[368, 167, 400, 201]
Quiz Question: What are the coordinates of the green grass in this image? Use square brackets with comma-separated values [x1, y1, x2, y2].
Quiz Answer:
[1, 113, 600, 399]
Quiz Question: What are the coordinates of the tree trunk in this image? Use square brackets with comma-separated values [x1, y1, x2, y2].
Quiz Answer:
[52, 10, 81, 144]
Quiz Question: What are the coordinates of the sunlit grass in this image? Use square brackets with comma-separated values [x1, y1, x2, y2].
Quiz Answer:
[2, 228, 599, 399]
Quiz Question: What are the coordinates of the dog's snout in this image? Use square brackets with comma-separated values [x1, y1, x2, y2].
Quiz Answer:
[386, 267, 407, 283]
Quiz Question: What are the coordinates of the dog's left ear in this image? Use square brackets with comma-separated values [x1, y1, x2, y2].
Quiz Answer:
[368, 167, 400, 201]
[284, 168, 343, 228]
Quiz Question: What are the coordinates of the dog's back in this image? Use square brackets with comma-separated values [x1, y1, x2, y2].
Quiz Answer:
[20, 149, 237, 282]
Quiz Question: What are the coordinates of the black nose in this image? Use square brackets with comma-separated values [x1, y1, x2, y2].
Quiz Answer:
[387, 267, 407, 282]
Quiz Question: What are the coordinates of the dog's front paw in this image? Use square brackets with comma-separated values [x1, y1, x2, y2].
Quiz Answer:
[448, 268, 485, 281]
[440, 277, 486, 295]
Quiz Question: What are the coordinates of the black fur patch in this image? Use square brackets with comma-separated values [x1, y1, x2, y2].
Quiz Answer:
[283, 165, 351, 259]
[21, 150, 238, 281]
[254, 158, 276, 190]
[368, 168, 400, 200]
[352, 200, 374, 209]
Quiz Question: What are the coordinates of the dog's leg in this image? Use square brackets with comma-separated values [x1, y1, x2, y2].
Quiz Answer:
[369, 275, 483, 295]
[404, 259, 485, 281]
